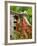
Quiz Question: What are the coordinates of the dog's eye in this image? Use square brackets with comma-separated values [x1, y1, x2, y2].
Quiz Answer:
[13, 15, 18, 20]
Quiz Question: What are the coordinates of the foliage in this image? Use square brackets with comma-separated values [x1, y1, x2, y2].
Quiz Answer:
[26, 15, 32, 25]
[10, 6, 32, 15]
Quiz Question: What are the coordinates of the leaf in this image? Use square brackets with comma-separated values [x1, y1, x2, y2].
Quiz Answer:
[27, 8, 32, 16]
[26, 15, 32, 25]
